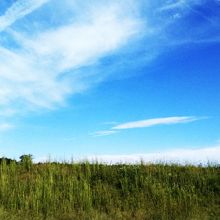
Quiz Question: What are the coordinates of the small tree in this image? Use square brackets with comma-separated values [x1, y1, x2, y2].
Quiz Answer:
[20, 154, 33, 170]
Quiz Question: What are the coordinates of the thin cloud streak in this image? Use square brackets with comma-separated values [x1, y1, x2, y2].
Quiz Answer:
[158, 0, 202, 12]
[0, 0, 50, 32]
[91, 130, 118, 137]
[92, 116, 202, 137]
[158, 0, 187, 11]
[112, 116, 200, 130]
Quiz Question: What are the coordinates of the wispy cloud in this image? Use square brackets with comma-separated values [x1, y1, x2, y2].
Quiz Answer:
[0, 0, 142, 117]
[36, 145, 220, 164]
[91, 130, 118, 137]
[158, 0, 187, 11]
[0, 0, 50, 32]
[112, 116, 199, 130]
[92, 116, 202, 137]
[158, 0, 203, 12]
[86, 145, 220, 165]
[0, 123, 14, 132]
[0, 0, 218, 121]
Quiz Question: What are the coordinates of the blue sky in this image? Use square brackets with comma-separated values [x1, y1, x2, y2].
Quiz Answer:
[0, 0, 220, 163]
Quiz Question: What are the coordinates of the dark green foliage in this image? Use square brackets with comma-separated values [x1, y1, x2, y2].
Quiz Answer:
[19, 154, 33, 171]
[0, 157, 17, 165]
[0, 160, 219, 219]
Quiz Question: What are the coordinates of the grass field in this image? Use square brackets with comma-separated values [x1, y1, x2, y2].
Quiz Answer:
[0, 158, 219, 219]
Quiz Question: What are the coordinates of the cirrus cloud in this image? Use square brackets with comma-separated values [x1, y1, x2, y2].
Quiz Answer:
[112, 116, 199, 130]
[0, 0, 219, 120]
[0, 0, 142, 116]
[91, 116, 204, 137]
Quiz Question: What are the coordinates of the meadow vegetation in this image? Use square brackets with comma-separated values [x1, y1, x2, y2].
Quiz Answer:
[0, 156, 219, 219]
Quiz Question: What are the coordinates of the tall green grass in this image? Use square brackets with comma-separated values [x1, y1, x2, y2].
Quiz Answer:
[0, 159, 219, 219]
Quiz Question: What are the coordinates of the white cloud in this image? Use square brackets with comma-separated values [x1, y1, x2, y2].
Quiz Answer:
[0, 1, 142, 114]
[158, 0, 202, 12]
[0, 0, 50, 32]
[91, 130, 118, 137]
[158, 0, 187, 11]
[23, 7, 139, 72]
[35, 145, 220, 164]
[92, 116, 202, 137]
[0, 123, 14, 132]
[86, 146, 220, 165]
[33, 155, 49, 163]
[112, 116, 200, 130]
[0, 0, 218, 120]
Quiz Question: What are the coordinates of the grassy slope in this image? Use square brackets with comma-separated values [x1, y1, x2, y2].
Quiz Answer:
[0, 161, 219, 219]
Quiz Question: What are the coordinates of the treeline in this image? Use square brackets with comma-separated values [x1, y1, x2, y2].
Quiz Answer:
[0, 157, 17, 165]
[0, 154, 33, 168]
[0, 156, 219, 219]
[0, 154, 33, 164]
